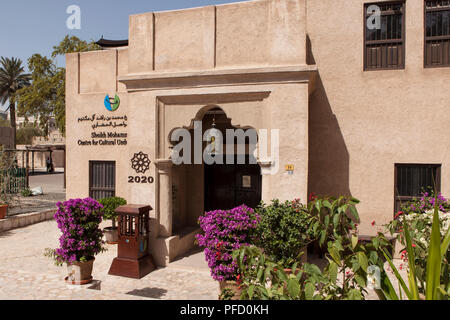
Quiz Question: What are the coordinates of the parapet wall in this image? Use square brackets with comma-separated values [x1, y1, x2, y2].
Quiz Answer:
[128, 0, 307, 74]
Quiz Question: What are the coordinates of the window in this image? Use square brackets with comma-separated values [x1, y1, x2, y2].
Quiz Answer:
[394, 164, 441, 213]
[364, 2, 405, 70]
[89, 161, 116, 200]
[425, 1, 450, 67]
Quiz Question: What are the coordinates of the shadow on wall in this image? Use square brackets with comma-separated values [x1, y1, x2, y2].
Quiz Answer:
[308, 70, 351, 198]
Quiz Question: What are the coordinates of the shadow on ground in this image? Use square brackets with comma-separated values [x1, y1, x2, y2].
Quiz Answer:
[88, 280, 102, 291]
[29, 172, 64, 177]
[126, 287, 168, 299]
[0, 230, 14, 238]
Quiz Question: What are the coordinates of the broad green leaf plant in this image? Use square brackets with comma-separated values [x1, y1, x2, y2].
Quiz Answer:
[376, 198, 450, 300]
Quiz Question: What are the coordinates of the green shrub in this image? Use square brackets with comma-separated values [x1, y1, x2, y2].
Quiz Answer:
[21, 188, 32, 197]
[378, 196, 450, 300]
[307, 195, 360, 248]
[254, 199, 315, 267]
[98, 197, 127, 228]
[233, 241, 389, 300]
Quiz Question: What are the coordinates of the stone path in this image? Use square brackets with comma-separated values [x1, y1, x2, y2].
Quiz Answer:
[0, 220, 219, 300]
[0, 218, 407, 300]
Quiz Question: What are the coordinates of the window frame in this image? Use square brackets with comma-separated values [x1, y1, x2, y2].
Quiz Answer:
[89, 160, 116, 200]
[393, 163, 442, 214]
[423, 0, 450, 68]
[363, 1, 406, 71]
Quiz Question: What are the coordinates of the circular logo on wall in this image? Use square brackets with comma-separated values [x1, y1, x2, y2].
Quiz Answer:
[104, 94, 120, 112]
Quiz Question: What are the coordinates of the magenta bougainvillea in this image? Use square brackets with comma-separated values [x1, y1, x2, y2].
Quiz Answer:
[404, 191, 450, 214]
[52, 198, 106, 265]
[196, 205, 260, 282]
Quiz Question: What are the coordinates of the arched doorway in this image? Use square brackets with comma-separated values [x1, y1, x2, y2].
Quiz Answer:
[168, 106, 262, 233]
[201, 107, 262, 211]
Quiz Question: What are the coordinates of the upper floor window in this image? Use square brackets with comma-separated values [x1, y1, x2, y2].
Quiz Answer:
[364, 2, 405, 70]
[425, 1, 450, 67]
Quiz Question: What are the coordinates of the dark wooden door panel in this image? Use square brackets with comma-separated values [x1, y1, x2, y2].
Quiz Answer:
[204, 162, 262, 212]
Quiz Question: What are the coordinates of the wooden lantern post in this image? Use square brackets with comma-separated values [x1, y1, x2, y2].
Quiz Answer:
[108, 205, 156, 279]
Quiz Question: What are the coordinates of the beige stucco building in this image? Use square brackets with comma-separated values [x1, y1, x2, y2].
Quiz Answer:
[66, 0, 450, 266]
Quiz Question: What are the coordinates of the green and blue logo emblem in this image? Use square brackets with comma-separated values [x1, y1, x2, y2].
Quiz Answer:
[104, 94, 120, 112]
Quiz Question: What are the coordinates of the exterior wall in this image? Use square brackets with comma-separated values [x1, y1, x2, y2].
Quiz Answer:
[66, 0, 311, 265]
[307, 0, 450, 234]
[128, 0, 306, 74]
[16, 148, 64, 169]
[66, 0, 450, 250]
[65, 48, 131, 202]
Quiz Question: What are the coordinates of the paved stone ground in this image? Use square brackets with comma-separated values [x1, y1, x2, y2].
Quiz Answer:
[0, 217, 406, 300]
[0, 220, 219, 300]
[9, 170, 65, 216]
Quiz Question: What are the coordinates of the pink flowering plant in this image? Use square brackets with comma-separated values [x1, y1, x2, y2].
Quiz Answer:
[196, 205, 260, 282]
[403, 190, 450, 215]
[386, 190, 450, 293]
[45, 198, 106, 266]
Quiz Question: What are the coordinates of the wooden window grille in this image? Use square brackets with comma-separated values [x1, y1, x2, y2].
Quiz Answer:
[394, 164, 441, 213]
[119, 215, 136, 237]
[89, 161, 116, 200]
[425, 1, 450, 67]
[364, 2, 406, 70]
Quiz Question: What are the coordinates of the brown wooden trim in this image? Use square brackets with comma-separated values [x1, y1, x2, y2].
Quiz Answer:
[364, 1, 406, 71]
[365, 39, 403, 45]
[425, 35, 450, 41]
[424, 0, 450, 68]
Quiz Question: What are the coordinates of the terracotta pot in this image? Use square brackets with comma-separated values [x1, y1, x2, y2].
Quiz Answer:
[219, 280, 242, 300]
[0, 205, 8, 220]
[104, 227, 119, 244]
[65, 258, 95, 285]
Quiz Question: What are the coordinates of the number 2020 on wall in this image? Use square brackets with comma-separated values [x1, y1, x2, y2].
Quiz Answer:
[128, 176, 154, 184]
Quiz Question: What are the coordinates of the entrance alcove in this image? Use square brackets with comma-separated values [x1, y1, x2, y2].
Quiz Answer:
[168, 106, 262, 234]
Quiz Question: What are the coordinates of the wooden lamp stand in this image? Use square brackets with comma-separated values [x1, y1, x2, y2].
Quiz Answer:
[108, 205, 156, 279]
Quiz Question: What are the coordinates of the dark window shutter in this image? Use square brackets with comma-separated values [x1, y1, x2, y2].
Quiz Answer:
[364, 2, 405, 70]
[425, 1, 450, 67]
[89, 161, 116, 200]
[394, 164, 441, 214]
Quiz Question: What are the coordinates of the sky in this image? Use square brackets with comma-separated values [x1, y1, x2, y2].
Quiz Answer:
[0, 0, 245, 110]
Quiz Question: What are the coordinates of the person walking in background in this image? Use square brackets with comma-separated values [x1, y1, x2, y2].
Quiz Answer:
[46, 157, 54, 173]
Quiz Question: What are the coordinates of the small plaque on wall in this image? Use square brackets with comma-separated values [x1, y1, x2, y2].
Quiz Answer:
[242, 175, 252, 188]
[285, 164, 295, 171]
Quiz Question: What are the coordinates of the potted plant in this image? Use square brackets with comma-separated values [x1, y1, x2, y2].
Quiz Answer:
[0, 147, 15, 220]
[254, 199, 315, 272]
[45, 198, 106, 285]
[99, 196, 127, 244]
[0, 202, 7, 220]
[0, 185, 10, 220]
[196, 205, 260, 300]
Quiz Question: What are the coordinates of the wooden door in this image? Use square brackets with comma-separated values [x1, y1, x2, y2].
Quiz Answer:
[204, 162, 261, 212]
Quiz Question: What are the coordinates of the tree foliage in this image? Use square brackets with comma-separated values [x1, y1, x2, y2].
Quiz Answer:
[16, 36, 100, 136]
[0, 57, 31, 147]
[16, 123, 44, 145]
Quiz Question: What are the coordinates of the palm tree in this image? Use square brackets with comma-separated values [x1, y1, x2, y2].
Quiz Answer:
[0, 57, 31, 148]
